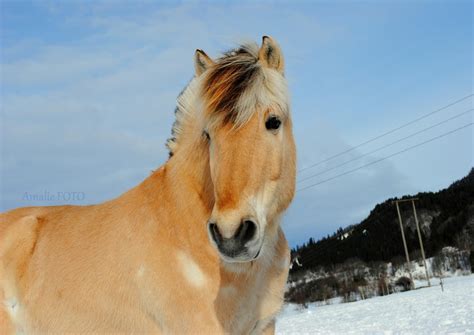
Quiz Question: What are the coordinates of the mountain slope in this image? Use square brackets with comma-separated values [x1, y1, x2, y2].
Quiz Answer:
[291, 168, 474, 275]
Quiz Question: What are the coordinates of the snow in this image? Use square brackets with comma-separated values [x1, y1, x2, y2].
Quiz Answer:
[277, 275, 474, 334]
[339, 233, 349, 240]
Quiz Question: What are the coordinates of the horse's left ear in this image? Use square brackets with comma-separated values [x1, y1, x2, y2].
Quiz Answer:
[258, 36, 284, 73]
[194, 49, 215, 76]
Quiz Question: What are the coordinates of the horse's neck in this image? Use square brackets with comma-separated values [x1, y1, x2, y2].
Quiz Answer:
[169, 129, 213, 206]
[141, 127, 214, 233]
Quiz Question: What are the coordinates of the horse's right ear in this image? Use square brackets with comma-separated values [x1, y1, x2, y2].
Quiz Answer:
[194, 49, 214, 76]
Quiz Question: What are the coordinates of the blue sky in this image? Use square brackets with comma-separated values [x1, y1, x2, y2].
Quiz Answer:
[1, 0, 472, 247]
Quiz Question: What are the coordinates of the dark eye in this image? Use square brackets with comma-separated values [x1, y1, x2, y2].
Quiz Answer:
[203, 130, 210, 141]
[265, 116, 281, 131]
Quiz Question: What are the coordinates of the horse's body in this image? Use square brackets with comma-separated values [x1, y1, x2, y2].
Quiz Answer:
[1, 37, 296, 334]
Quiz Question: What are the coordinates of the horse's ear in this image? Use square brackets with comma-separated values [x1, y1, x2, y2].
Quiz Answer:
[194, 49, 214, 76]
[258, 36, 284, 73]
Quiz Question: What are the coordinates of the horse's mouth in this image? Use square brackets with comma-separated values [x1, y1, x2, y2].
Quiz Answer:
[217, 244, 262, 263]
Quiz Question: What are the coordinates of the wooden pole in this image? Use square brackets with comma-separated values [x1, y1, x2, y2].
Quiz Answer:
[395, 200, 415, 289]
[411, 199, 431, 287]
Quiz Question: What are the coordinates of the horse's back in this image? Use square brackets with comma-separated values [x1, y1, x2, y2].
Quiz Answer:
[0, 205, 91, 333]
[0, 205, 79, 264]
[0, 205, 71, 282]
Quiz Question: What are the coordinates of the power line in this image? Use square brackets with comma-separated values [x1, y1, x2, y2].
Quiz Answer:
[297, 122, 473, 193]
[297, 109, 473, 184]
[298, 93, 473, 174]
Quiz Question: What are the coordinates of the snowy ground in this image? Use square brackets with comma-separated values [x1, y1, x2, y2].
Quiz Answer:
[276, 275, 474, 334]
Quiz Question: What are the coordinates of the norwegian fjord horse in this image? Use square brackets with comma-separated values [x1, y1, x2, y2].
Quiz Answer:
[0, 36, 296, 334]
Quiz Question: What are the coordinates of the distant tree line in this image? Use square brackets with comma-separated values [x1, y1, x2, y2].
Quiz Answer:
[290, 168, 474, 276]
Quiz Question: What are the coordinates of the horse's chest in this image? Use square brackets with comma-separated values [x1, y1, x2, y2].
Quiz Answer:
[213, 270, 271, 333]
[142, 267, 266, 333]
[137, 246, 285, 333]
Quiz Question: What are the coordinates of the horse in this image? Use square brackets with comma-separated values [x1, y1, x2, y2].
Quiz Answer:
[0, 36, 296, 334]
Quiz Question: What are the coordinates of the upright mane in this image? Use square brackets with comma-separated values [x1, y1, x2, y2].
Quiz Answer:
[166, 77, 201, 156]
[166, 42, 289, 157]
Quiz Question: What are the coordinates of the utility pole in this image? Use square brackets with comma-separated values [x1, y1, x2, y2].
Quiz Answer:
[394, 198, 432, 289]
[394, 200, 414, 289]
[411, 199, 431, 287]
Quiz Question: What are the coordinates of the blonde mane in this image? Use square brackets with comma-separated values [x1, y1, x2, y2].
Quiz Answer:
[166, 42, 289, 157]
[165, 76, 202, 156]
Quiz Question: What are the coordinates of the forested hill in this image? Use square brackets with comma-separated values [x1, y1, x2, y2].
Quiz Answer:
[291, 168, 474, 275]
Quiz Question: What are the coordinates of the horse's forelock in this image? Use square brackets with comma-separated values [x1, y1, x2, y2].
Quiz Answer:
[203, 43, 289, 128]
[203, 43, 261, 125]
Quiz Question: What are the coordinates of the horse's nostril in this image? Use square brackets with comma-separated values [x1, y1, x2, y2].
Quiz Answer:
[235, 220, 257, 245]
[208, 223, 222, 244]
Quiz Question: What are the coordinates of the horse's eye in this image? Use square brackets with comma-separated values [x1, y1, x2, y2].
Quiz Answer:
[203, 131, 210, 141]
[265, 116, 281, 131]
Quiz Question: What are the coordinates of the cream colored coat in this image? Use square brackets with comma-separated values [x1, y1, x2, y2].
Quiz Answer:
[0, 36, 295, 334]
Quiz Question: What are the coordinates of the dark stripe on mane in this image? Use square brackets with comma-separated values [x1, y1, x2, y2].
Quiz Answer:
[203, 46, 260, 123]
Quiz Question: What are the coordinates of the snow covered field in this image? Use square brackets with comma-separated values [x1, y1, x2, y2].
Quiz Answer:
[277, 275, 474, 334]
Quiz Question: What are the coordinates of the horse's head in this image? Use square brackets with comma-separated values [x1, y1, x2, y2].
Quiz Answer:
[195, 37, 296, 263]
